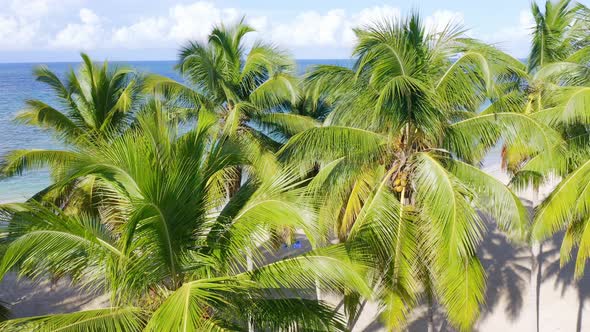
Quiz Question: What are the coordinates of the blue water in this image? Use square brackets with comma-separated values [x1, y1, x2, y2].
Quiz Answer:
[0, 59, 351, 202]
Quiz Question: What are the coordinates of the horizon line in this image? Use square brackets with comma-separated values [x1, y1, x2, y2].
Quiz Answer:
[0, 57, 354, 65]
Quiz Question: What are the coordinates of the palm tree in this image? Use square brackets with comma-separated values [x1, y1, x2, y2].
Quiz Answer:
[0, 104, 369, 331]
[493, 0, 590, 173]
[528, 0, 589, 73]
[278, 14, 556, 331]
[4, 53, 142, 161]
[485, 2, 590, 331]
[0, 54, 143, 210]
[146, 20, 302, 195]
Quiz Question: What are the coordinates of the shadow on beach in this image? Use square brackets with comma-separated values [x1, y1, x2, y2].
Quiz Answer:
[405, 216, 530, 332]
[406, 196, 590, 332]
[0, 273, 108, 318]
[539, 234, 590, 332]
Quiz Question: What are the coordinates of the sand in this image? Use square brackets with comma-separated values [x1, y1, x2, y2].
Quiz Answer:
[0, 273, 109, 318]
[1, 163, 588, 331]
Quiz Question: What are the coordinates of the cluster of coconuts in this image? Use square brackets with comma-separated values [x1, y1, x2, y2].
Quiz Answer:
[393, 171, 408, 193]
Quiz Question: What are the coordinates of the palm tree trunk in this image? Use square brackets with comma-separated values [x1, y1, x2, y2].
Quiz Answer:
[530, 241, 541, 332]
[425, 286, 436, 332]
[347, 299, 367, 331]
[427, 301, 436, 332]
[530, 189, 541, 332]
[247, 248, 254, 332]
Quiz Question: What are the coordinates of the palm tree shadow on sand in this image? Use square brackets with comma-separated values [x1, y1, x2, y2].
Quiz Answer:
[475, 199, 590, 332]
[474, 199, 590, 332]
[539, 233, 590, 332]
[478, 217, 531, 323]
[512, 198, 590, 332]
[346, 198, 590, 332]
[406, 215, 530, 332]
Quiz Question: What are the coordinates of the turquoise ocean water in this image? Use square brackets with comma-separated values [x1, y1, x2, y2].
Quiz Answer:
[0, 59, 353, 202]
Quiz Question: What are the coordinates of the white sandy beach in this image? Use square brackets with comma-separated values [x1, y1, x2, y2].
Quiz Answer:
[0, 162, 588, 331]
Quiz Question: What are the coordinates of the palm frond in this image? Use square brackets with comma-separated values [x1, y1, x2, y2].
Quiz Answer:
[143, 74, 212, 110]
[449, 159, 530, 240]
[246, 298, 347, 332]
[1, 149, 78, 177]
[251, 112, 320, 139]
[15, 100, 82, 139]
[0, 307, 145, 332]
[533, 158, 590, 241]
[278, 126, 385, 165]
[446, 112, 562, 163]
[413, 153, 485, 329]
[145, 277, 248, 332]
[245, 245, 371, 298]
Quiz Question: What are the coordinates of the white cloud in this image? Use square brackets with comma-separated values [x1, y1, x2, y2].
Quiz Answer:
[112, 17, 169, 48]
[425, 10, 464, 34]
[9, 0, 51, 19]
[354, 5, 401, 26]
[269, 6, 463, 49]
[0, 15, 40, 49]
[270, 6, 402, 48]
[0, 0, 527, 59]
[0, 0, 55, 49]
[168, 2, 240, 42]
[342, 6, 401, 45]
[271, 9, 347, 47]
[49, 8, 104, 50]
[481, 9, 534, 58]
[110, 1, 258, 48]
[79, 8, 100, 25]
[68, 3, 465, 54]
[248, 16, 268, 32]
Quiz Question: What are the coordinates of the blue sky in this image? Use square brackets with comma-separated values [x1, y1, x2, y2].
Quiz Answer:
[0, 0, 588, 62]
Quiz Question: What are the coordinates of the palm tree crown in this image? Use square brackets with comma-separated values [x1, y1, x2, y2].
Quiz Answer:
[529, 0, 589, 72]
[148, 20, 299, 148]
[1, 54, 142, 178]
[17, 53, 141, 143]
[279, 14, 551, 331]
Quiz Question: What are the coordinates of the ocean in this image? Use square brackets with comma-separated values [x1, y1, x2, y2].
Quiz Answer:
[0, 59, 353, 202]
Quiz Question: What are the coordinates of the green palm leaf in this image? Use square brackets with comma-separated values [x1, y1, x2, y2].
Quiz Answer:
[0, 307, 145, 332]
[15, 100, 82, 139]
[447, 159, 529, 240]
[1, 149, 78, 177]
[145, 277, 247, 332]
[413, 153, 485, 329]
[278, 126, 385, 165]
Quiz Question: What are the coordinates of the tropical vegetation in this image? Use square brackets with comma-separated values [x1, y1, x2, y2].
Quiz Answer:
[0, 1, 589, 331]
[278, 13, 547, 331]
[483, 2, 590, 331]
[503, 1, 590, 276]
